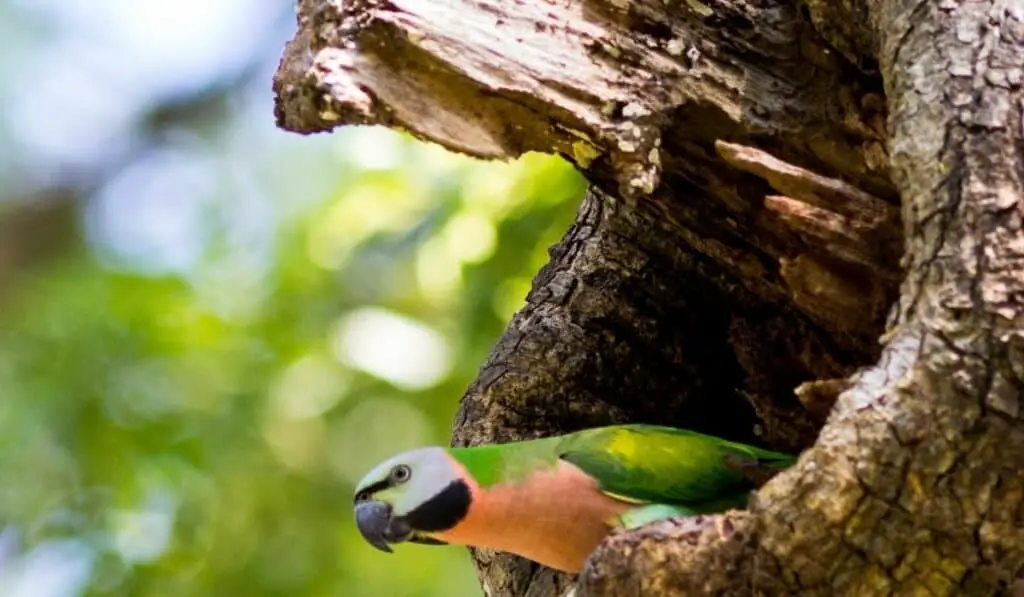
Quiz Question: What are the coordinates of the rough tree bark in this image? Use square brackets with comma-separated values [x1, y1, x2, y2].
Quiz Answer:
[273, 0, 1024, 595]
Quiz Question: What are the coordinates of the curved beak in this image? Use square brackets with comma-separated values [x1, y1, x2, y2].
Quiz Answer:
[355, 501, 394, 552]
[354, 501, 413, 553]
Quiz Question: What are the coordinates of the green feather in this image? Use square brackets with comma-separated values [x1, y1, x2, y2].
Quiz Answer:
[448, 435, 564, 488]
[448, 424, 794, 514]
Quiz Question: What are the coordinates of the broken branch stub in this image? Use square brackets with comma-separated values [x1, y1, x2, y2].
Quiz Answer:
[275, 0, 666, 199]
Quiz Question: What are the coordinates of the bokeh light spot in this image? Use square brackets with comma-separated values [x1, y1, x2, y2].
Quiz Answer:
[0, 539, 94, 597]
[269, 354, 349, 420]
[415, 237, 463, 302]
[85, 148, 212, 275]
[262, 416, 328, 474]
[330, 308, 451, 391]
[111, 496, 175, 565]
[440, 211, 497, 265]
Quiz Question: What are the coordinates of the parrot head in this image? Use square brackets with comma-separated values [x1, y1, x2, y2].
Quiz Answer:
[352, 447, 472, 553]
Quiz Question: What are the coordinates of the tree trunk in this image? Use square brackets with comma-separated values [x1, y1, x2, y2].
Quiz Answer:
[273, 0, 1024, 595]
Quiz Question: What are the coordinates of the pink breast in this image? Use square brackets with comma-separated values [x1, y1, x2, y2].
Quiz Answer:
[431, 460, 632, 573]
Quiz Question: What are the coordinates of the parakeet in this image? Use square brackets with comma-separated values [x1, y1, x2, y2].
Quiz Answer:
[352, 424, 794, 573]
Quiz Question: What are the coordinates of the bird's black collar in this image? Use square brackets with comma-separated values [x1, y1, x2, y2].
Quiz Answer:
[403, 479, 471, 533]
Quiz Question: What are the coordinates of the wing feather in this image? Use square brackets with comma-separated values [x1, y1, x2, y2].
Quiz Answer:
[558, 425, 794, 508]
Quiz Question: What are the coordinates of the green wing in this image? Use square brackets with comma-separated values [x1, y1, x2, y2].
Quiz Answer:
[558, 424, 794, 510]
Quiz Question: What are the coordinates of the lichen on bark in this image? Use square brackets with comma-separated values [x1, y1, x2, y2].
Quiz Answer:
[273, 0, 1024, 594]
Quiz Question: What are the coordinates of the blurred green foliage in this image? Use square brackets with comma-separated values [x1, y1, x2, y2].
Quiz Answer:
[0, 1, 585, 595]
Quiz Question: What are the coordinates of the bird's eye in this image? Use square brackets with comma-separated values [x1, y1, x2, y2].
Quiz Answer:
[355, 490, 370, 503]
[391, 465, 411, 483]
